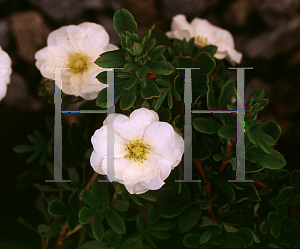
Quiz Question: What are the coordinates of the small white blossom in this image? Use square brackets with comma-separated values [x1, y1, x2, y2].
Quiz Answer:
[35, 22, 118, 100]
[90, 108, 184, 194]
[166, 14, 242, 65]
[0, 46, 12, 101]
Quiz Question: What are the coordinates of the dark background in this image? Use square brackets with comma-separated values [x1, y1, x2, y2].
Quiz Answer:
[0, 0, 300, 248]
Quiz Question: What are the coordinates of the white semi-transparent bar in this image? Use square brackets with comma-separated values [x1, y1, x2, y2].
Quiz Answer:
[176, 68, 202, 182]
[46, 68, 70, 182]
[229, 67, 253, 183]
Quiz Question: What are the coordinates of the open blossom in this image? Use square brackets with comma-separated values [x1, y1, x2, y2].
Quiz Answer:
[35, 22, 118, 100]
[166, 14, 242, 65]
[90, 108, 184, 194]
[0, 46, 12, 101]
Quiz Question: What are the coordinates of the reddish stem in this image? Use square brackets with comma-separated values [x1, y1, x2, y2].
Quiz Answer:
[218, 140, 234, 173]
[248, 178, 268, 188]
[173, 97, 185, 121]
[194, 159, 219, 224]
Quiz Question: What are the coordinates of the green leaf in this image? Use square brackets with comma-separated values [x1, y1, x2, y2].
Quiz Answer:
[138, 192, 157, 202]
[132, 42, 142, 56]
[260, 121, 281, 142]
[224, 224, 239, 233]
[247, 130, 276, 154]
[136, 214, 147, 233]
[183, 234, 201, 248]
[200, 229, 215, 244]
[197, 45, 218, 57]
[213, 154, 224, 162]
[156, 79, 171, 88]
[92, 178, 110, 208]
[154, 92, 167, 111]
[80, 240, 108, 249]
[81, 189, 100, 210]
[213, 175, 235, 203]
[136, 65, 148, 81]
[178, 205, 202, 233]
[95, 50, 126, 68]
[289, 195, 300, 206]
[148, 231, 171, 239]
[260, 220, 270, 234]
[218, 125, 236, 139]
[151, 220, 176, 231]
[272, 169, 289, 179]
[212, 233, 226, 246]
[121, 238, 142, 249]
[147, 60, 174, 76]
[112, 200, 129, 212]
[120, 84, 137, 110]
[122, 62, 137, 72]
[152, 28, 171, 47]
[124, 75, 138, 90]
[207, 88, 218, 111]
[113, 8, 138, 34]
[49, 200, 70, 216]
[141, 79, 161, 99]
[244, 184, 261, 202]
[144, 38, 156, 51]
[105, 209, 126, 234]
[129, 194, 143, 206]
[275, 202, 288, 217]
[167, 91, 173, 109]
[283, 217, 295, 233]
[289, 170, 300, 192]
[194, 52, 216, 74]
[13, 145, 36, 153]
[146, 206, 161, 228]
[79, 207, 97, 224]
[177, 56, 194, 67]
[267, 211, 280, 224]
[69, 191, 81, 212]
[105, 229, 122, 247]
[223, 234, 246, 249]
[149, 45, 166, 61]
[67, 214, 78, 231]
[93, 213, 104, 241]
[96, 88, 107, 108]
[246, 89, 265, 105]
[18, 217, 37, 232]
[171, 87, 181, 101]
[96, 71, 107, 83]
[270, 221, 282, 237]
[193, 117, 222, 134]
[246, 147, 286, 169]
[218, 80, 235, 110]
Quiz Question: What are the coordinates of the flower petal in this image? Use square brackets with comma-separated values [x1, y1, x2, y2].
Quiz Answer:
[90, 150, 104, 174]
[91, 125, 128, 159]
[113, 108, 159, 141]
[101, 157, 133, 181]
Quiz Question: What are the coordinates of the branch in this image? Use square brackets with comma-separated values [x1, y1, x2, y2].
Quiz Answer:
[218, 139, 234, 173]
[194, 159, 219, 224]
[173, 97, 185, 121]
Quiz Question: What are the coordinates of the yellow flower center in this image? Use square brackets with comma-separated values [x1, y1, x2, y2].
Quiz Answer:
[124, 139, 150, 163]
[67, 53, 89, 74]
[195, 36, 208, 46]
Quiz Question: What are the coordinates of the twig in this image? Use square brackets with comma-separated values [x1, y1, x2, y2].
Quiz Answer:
[218, 139, 234, 173]
[194, 159, 219, 224]
[173, 97, 185, 121]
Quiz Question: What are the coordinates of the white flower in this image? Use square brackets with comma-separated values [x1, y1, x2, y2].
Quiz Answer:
[166, 14, 242, 65]
[0, 46, 12, 101]
[35, 22, 118, 100]
[90, 108, 184, 194]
